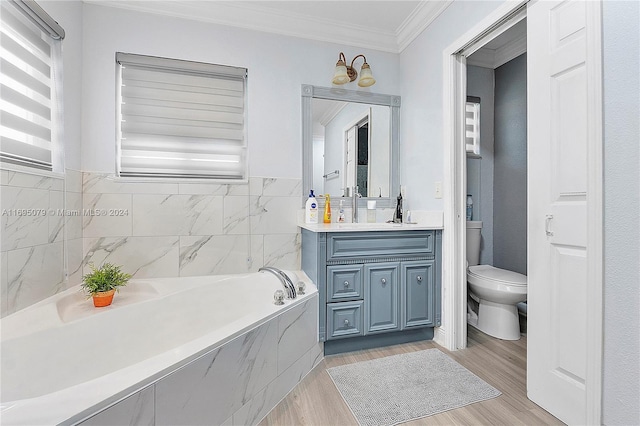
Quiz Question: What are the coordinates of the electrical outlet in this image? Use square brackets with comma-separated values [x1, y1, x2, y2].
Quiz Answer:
[435, 181, 443, 199]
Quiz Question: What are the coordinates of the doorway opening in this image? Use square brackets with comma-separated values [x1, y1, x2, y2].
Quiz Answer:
[441, 1, 603, 424]
[464, 19, 528, 338]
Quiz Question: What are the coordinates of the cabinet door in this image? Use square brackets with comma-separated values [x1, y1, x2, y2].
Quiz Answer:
[364, 262, 400, 334]
[401, 260, 435, 329]
[327, 265, 363, 302]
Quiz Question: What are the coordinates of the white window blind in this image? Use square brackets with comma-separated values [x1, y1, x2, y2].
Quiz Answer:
[1, 0, 64, 171]
[116, 53, 248, 180]
[465, 100, 480, 157]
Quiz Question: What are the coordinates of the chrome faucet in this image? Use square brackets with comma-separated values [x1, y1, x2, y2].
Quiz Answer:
[259, 267, 297, 299]
[352, 186, 361, 223]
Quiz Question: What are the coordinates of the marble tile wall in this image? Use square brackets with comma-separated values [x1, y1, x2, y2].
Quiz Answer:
[1, 169, 83, 317]
[81, 172, 302, 279]
[2, 171, 303, 316]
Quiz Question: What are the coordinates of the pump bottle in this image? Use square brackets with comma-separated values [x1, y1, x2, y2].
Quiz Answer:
[305, 190, 318, 223]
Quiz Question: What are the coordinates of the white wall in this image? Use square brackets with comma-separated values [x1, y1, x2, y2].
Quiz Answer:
[399, 1, 504, 209]
[602, 1, 640, 424]
[80, 3, 401, 177]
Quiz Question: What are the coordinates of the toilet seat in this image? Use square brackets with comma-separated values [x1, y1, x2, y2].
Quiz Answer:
[468, 265, 527, 287]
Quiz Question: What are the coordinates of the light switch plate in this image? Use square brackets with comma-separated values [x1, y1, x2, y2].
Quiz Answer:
[435, 181, 443, 199]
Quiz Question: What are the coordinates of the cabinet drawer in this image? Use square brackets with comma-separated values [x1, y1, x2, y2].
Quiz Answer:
[327, 265, 363, 302]
[327, 231, 434, 260]
[327, 301, 364, 340]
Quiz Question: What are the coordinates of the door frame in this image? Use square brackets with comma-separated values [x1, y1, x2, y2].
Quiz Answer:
[440, 1, 603, 423]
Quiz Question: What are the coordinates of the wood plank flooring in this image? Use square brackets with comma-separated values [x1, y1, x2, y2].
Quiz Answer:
[260, 327, 564, 425]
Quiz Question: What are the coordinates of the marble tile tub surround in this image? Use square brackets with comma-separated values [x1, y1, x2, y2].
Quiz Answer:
[76, 297, 321, 426]
[1, 168, 83, 317]
[81, 172, 302, 279]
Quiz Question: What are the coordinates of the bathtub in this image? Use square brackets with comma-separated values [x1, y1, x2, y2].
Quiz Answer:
[1, 270, 320, 425]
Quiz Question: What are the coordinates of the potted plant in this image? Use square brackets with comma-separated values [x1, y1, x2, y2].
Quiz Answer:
[81, 262, 131, 307]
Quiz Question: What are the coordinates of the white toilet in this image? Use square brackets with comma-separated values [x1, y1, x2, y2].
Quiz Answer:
[466, 221, 527, 340]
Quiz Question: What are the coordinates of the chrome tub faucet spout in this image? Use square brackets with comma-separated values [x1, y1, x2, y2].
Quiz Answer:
[259, 267, 297, 299]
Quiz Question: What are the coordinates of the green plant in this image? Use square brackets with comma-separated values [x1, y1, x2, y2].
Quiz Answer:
[81, 263, 131, 296]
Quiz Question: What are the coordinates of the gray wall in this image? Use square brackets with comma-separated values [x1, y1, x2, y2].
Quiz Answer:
[492, 54, 527, 276]
[466, 65, 495, 265]
[602, 1, 640, 424]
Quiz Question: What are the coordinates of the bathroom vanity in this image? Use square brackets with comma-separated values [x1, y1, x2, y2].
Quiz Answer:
[300, 224, 442, 355]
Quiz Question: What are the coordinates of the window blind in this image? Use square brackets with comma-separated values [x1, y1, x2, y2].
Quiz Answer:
[465, 101, 480, 156]
[0, 0, 63, 171]
[116, 53, 248, 180]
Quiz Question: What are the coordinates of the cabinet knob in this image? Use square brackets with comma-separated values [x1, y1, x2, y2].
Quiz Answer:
[344, 319, 350, 327]
[381, 278, 387, 285]
[417, 275, 423, 282]
[344, 280, 350, 288]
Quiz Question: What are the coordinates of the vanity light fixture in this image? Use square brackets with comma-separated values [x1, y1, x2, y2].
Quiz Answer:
[332, 52, 376, 87]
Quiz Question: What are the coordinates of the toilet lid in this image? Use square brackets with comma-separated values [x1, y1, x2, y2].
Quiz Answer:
[468, 265, 527, 286]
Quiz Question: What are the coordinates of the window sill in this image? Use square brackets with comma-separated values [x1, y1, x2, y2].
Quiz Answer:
[111, 175, 249, 185]
[0, 163, 65, 180]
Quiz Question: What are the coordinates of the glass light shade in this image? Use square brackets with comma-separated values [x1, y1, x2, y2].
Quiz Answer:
[332, 60, 350, 85]
[357, 63, 375, 87]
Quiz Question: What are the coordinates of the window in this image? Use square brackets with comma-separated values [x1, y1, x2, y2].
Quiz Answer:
[1, 0, 65, 172]
[116, 53, 248, 180]
[465, 96, 481, 157]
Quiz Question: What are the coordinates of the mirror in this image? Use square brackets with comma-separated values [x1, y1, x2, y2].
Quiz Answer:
[302, 85, 400, 209]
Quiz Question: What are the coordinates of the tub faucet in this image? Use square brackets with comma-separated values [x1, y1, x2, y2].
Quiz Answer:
[352, 186, 361, 223]
[259, 267, 297, 299]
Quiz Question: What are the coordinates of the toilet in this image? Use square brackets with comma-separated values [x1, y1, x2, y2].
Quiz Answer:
[466, 221, 527, 340]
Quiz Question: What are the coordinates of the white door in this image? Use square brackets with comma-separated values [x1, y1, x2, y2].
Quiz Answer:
[527, 0, 601, 424]
[345, 126, 356, 190]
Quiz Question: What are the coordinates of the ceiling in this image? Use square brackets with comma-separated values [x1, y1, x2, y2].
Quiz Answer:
[86, 0, 452, 53]
[467, 19, 527, 69]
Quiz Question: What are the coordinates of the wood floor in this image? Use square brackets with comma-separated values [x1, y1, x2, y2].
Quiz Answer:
[260, 327, 564, 426]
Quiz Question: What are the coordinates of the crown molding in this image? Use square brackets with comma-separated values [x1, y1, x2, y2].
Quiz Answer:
[85, 1, 453, 54]
[86, 1, 398, 52]
[396, 0, 453, 52]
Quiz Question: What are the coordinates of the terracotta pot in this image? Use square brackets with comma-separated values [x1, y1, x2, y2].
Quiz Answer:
[92, 289, 116, 307]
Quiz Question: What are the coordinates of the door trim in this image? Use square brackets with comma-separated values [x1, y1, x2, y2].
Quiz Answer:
[584, 2, 604, 422]
[440, 1, 602, 424]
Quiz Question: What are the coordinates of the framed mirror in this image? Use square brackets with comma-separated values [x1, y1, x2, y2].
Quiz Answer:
[301, 85, 400, 209]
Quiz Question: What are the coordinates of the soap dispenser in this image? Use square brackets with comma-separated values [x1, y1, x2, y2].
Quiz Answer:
[393, 188, 403, 223]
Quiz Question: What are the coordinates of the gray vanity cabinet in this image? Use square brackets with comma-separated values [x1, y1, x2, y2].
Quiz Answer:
[302, 229, 442, 354]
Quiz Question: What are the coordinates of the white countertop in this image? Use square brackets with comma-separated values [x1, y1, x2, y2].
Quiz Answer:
[298, 210, 444, 232]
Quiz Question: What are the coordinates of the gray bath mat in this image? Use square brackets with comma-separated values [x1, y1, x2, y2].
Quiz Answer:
[327, 348, 501, 426]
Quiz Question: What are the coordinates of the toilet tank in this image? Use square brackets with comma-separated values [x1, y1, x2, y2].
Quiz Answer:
[466, 221, 483, 266]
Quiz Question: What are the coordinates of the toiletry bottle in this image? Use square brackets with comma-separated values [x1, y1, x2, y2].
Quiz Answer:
[367, 200, 376, 223]
[323, 194, 332, 223]
[305, 190, 318, 224]
[394, 188, 403, 223]
[338, 200, 345, 223]
[466, 194, 473, 221]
